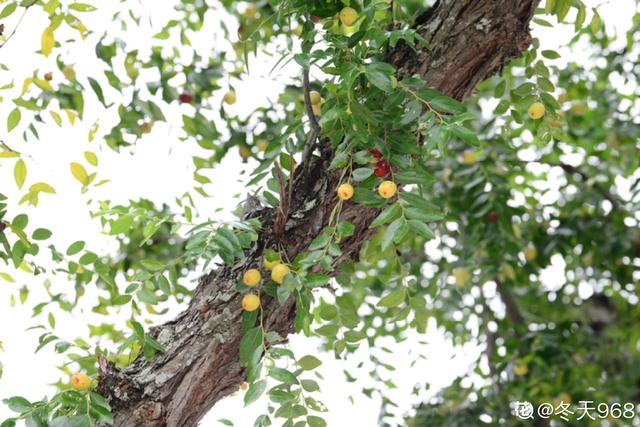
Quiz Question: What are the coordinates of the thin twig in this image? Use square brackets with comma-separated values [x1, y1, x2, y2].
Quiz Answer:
[301, 68, 321, 167]
[0, 5, 33, 50]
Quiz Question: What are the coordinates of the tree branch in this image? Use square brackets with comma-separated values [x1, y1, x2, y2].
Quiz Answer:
[99, 1, 541, 425]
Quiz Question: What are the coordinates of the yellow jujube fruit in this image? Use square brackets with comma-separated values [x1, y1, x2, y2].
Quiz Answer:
[242, 294, 260, 311]
[339, 7, 358, 26]
[263, 257, 280, 270]
[244, 5, 256, 19]
[142, 122, 153, 134]
[453, 267, 471, 285]
[271, 263, 290, 284]
[70, 373, 91, 391]
[312, 103, 321, 116]
[378, 180, 397, 199]
[239, 145, 251, 161]
[309, 90, 322, 105]
[337, 183, 354, 201]
[498, 263, 516, 282]
[243, 269, 261, 287]
[224, 90, 237, 105]
[524, 245, 538, 262]
[513, 363, 528, 377]
[462, 149, 477, 165]
[528, 102, 545, 119]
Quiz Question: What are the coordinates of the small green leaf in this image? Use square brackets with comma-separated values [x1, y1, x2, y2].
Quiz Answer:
[14, 159, 26, 189]
[66, 241, 85, 256]
[244, 380, 266, 406]
[377, 288, 406, 308]
[7, 108, 21, 132]
[298, 355, 322, 371]
[31, 228, 52, 241]
[70, 162, 89, 185]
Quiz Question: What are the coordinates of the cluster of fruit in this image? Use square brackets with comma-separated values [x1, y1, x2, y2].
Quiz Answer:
[337, 149, 397, 202]
[241, 258, 291, 312]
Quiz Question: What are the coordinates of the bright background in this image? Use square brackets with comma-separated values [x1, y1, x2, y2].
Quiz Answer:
[0, 1, 635, 425]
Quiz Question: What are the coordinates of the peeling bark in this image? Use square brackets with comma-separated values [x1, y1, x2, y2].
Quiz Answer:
[98, 1, 540, 425]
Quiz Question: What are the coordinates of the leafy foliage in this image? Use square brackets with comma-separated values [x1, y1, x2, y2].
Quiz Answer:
[0, 0, 638, 426]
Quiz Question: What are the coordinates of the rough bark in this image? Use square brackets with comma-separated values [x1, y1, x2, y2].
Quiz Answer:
[98, 1, 540, 425]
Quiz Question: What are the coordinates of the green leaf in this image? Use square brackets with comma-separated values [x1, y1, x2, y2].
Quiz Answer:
[382, 218, 404, 251]
[13, 159, 26, 189]
[377, 288, 406, 308]
[141, 259, 164, 271]
[84, 151, 98, 166]
[244, 380, 267, 406]
[307, 416, 327, 427]
[239, 327, 263, 367]
[269, 367, 299, 385]
[541, 50, 561, 59]
[7, 108, 21, 132]
[315, 324, 339, 337]
[0, 3, 17, 19]
[70, 162, 89, 185]
[41, 26, 55, 57]
[352, 167, 373, 181]
[370, 202, 402, 228]
[408, 220, 435, 240]
[364, 62, 395, 92]
[31, 228, 52, 241]
[68, 3, 97, 12]
[430, 96, 465, 114]
[298, 355, 322, 370]
[66, 241, 85, 256]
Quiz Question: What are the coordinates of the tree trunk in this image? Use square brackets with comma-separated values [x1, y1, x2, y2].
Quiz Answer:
[97, 1, 540, 425]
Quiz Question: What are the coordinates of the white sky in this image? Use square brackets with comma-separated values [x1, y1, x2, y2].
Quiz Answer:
[0, 1, 636, 425]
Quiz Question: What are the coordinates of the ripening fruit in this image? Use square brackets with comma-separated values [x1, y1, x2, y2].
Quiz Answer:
[528, 102, 545, 119]
[462, 149, 477, 165]
[240, 382, 248, 390]
[242, 294, 260, 312]
[142, 122, 153, 134]
[312, 102, 321, 116]
[243, 269, 261, 287]
[224, 90, 237, 105]
[453, 267, 471, 285]
[498, 263, 516, 282]
[374, 159, 391, 178]
[337, 183, 354, 201]
[339, 7, 358, 26]
[239, 145, 251, 161]
[309, 90, 322, 105]
[179, 92, 193, 104]
[244, 5, 256, 19]
[70, 373, 91, 391]
[271, 263, 290, 284]
[257, 139, 268, 152]
[523, 245, 538, 262]
[513, 363, 528, 377]
[44, 72, 53, 81]
[378, 180, 397, 199]
[368, 148, 383, 160]
[263, 257, 279, 270]
[487, 211, 499, 223]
